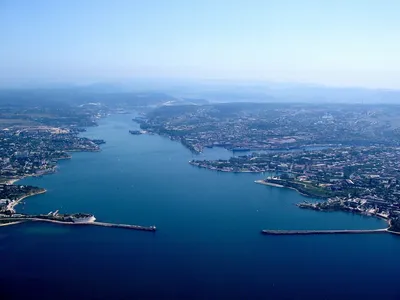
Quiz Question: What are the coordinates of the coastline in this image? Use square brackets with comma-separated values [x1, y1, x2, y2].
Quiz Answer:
[254, 179, 311, 198]
[5, 178, 20, 185]
[0, 118, 107, 232]
[4, 170, 52, 186]
[8, 189, 47, 212]
[255, 180, 391, 227]
[3, 144, 98, 187]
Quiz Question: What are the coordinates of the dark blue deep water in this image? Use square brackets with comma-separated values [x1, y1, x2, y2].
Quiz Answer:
[1, 114, 399, 299]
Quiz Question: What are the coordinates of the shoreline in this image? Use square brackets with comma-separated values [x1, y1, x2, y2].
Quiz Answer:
[5, 178, 20, 185]
[0, 120, 110, 229]
[254, 180, 312, 198]
[2, 143, 101, 212]
[3, 176, 21, 185]
[2, 147, 97, 186]
[255, 180, 391, 227]
[4, 171, 52, 186]
[8, 189, 47, 212]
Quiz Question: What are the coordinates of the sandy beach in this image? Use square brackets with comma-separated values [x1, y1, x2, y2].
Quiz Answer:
[5, 178, 20, 185]
[7, 189, 47, 212]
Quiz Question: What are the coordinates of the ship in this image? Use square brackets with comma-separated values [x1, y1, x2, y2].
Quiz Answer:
[69, 213, 96, 223]
[129, 130, 142, 135]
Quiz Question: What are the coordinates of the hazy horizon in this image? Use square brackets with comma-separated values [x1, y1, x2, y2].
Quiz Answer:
[1, 0, 400, 89]
[2, 77, 400, 92]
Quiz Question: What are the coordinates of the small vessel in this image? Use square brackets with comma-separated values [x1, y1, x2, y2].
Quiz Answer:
[129, 130, 142, 135]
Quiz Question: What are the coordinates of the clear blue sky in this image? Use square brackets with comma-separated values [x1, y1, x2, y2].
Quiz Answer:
[1, 0, 399, 88]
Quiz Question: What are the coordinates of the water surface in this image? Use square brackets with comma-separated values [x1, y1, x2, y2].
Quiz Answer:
[2, 114, 398, 299]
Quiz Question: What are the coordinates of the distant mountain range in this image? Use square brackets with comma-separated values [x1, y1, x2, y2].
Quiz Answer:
[1, 79, 399, 105]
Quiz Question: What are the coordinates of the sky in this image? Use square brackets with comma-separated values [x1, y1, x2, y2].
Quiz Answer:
[1, 0, 400, 89]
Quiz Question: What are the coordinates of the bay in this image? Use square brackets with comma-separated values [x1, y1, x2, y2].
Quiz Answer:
[1, 113, 399, 300]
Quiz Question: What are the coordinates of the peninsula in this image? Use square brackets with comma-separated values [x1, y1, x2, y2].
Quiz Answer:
[0, 96, 155, 231]
[131, 102, 400, 234]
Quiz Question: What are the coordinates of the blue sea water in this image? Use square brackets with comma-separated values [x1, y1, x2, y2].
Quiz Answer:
[1, 114, 400, 299]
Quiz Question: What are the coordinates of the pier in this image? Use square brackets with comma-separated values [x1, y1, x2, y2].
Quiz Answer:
[30, 219, 156, 232]
[89, 221, 156, 231]
[261, 228, 388, 235]
[0, 217, 156, 232]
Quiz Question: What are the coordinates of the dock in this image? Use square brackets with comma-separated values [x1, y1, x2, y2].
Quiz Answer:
[89, 221, 156, 231]
[261, 228, 388, 235]
[0, 217, 156, 232]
